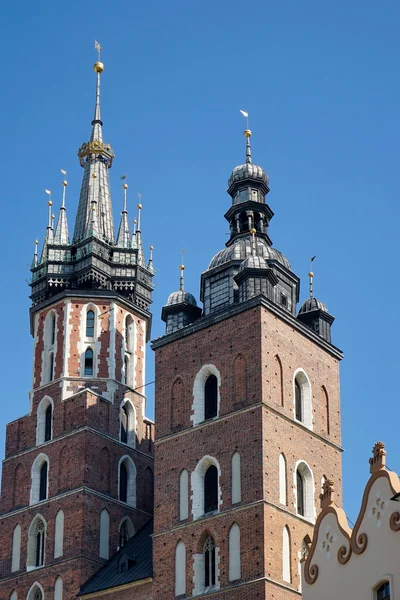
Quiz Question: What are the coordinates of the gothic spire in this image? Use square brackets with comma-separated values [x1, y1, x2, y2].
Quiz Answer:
[40, 197, 54, 263]
[116, 180, 131, 248]
[73, 50, 115, 245]
[136, 198, 145, 266]
[54, 173, 69, 245]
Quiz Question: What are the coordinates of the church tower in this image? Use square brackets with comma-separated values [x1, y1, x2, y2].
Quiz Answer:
[0, 56, 155, 600]
[152, 126, 343, 598]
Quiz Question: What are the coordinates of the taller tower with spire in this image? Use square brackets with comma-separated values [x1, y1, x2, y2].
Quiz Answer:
[0, 51, 155, 600]
[152, 122, 342, 598]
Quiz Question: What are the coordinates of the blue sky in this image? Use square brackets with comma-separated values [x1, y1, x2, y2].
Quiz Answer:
[1, 0, 399, 524]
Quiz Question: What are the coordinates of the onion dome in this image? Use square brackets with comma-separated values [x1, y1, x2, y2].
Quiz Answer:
[228, 162, 269, 188]
[297, 269, 334, 343]
[208, 236, 291, 271]
[298, 297, 328, 314]
[166, 289, 198, 307]
[162, 265, 202, 334]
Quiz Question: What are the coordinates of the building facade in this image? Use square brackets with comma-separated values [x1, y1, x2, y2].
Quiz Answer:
[302, 442, 400, 600]
[0, 59, 155, 600]
[0, 57, 345, 600]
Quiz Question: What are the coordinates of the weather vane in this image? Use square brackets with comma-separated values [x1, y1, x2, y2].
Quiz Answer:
[240, 109, 249, 131]
[309, 256, 316, 298]
[94, 40, 102, 62]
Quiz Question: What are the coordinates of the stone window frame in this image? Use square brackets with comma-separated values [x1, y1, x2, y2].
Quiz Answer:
[27, 582, 45, 600]
[36, 395, 54, 446]
[119, 398, 137, 448]
[118, 516, 135, 549]
[30, 453, 50, 505]
[41, 309, 58, 385]
[293, 369, 313, 430]
[118, 455, 137, 507]
[294, 460, 315, 523]
[26, 516, 47, 571]
[191, 455, 222, 520]
[191, 365, 221, 427]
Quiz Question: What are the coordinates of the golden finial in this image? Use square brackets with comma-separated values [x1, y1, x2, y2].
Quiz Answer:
[123, 183, 128, 189]
[150, 245, 154, 251]
[35, 238, 38, 245]
[48, 200, 52, 207]
[92, 173, 97, 179]
[137, 203, 142, 209]
[250, 228, 256, 234]
[94, 40, 104, 73]
[179, 264, 185, 271]
[61, 169, 67, 187]
[244, 129, 252, 138]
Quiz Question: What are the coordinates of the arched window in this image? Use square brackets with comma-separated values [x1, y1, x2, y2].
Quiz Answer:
[279, 453, 287, 505]
[54, 576, 63, 600]
[54, 509, 64, 558]
[27, 517, 46, 569]
[321, 385, 330, 435]
[179, 469, 189, 521]
[204, 375, 218, 420]
[39, 462, 48, 501]
[282, 526, 291, 583]
[294, 370, 312, 428]
[120, 400, 136, 448]
[27, 584, 44, 600]
[118, 457, 136, 506]
[295, 379, 302, 422]
[51, 312, 56, 346]
[11, 524, 21, 572]
[376, 582, 390, 600]
[228, 524, 241, 581]
[10, 591, 17, 600]
[120, 405, 128, 444]
[175, 540, 186, 596]
[296, 462, 315, 521]
[30, 454, 49, 505]
[99, 509, 110, 559]
[36, 396, 54, 446]
[118, 517, 134, 549]
[204, 536, 216, 589]
[48, 352, 54, 382]
[84, 348, 94, 376]
[204, 465, 218, 514]
[86, 309, 95, 337]
[231, 452, 241, 504]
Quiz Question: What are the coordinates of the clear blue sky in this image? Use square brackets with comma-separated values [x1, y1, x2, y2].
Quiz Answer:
[1, 0, 399, 525]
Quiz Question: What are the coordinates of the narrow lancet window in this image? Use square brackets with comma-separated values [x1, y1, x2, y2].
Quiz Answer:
[204, 375, 218, 420]
[39, 461, 48, 501]
[204, 536, 216, 588]
[295, 379, 302, 422]
[204, 465, 218, 514]
[84, 348, 94, 376]
[86, 310, 95, 337]
[44, 404, 52, 442]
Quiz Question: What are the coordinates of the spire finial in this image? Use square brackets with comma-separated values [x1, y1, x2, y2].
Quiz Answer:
[61, 169, 67, 208]
[54, 170, 70, 245]
[32, 238, 39, 268]
[309, 255, 316, 298]
[45, 190, 52, 228]
[240, 110, 252, 164]
[116, 175, 131, 248]
[250, 228, 257, 257]
[147, 245, 155, 274]
[179, 249, 185, 291]
[137, 194, 142, 231]
[121, 175, 128, 212]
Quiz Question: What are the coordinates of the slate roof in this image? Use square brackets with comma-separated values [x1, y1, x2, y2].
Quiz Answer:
[78, 519, 153, 596]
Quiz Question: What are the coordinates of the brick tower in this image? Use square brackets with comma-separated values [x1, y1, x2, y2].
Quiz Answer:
[152, 127, 343, 598]
[0, 57, 154, 600]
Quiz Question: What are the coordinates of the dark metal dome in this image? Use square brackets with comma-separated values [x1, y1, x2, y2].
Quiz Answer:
[166, 290, 198, 307]
[298, 297, 328, 314]
[238, 254, 268, 272]
[208, 237, 291, 271]
[228, 163, 269, 188]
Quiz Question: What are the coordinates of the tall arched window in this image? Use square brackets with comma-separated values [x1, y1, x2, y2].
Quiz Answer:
[84, 348, 94, 376]
[27, 517, 46, 569]
[118, 517, 134, 548]
[279, 453, 287, 505]
[204, 375, 218, 420]
[39, 462, 48, 501]
[99, 509, 109, 560]
[296, 462, 314, 521]
[120, 405, 128, 444]
[11, 524, 21, 572]
[86, 309, 95, 337]
[43, 310, 57, 385]
[376, 582, 391, 600]
[44, 404, 52, 442]
[179, 469, 189, 521]
[204, 465, 218, 514]
[54, 576, 63, 600]
[321, 385, 330, 435]
[295, 379, 302, 422]
[125, 315, 134, 351]
[10, 591, 17, 600]
[175, 540, 186, 596]
[204, 536, 216, 589]
[51, 312, 56, 346]
[27, 584, 44, 600]
[36, 396, 54, 446]
[282, 526, 291, 583]
[231, 452, 241, 504]
[54, 509, 64, 558]
[228, 524, 241, 581]
[118, 457, 136, 507]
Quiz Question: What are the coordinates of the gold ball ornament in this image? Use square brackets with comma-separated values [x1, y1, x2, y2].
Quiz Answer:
[250, 228, 257, 234]
[123, 183, 128, 189]
[137, 203, 142, 209]
[244, 129, 252, 138]
[62, 180, 68, 187]
[179, 265, 185, 271]
[308, 271, 314, 277]
[93, 61, 104, 73]
[48, 200, 52, 206]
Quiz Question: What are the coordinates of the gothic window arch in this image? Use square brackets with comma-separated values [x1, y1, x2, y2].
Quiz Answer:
[293, 369, 312, 429]
[228, 523, 241, 581]
[10, 591, 17, 600]
[86, 309, 95, 338]
[30, 454, 49, 505]
[118, 456, 137, 507]
[36, 396, 54, 446]
[84, 347, 94, 376]
[192, 365, 221, 426]
[231, 452, 241, 504]
[27, 583, 44, 600]
[179, 469, 189, 521]
[11, 524, 21, 572]
[279, 453, 287, 505]
[118, 517, 135, 549]
[191, 456, 221, 520]
[204, 536, 217, 589]
[99, 509, 110, 559]
[54, 576, 63, 600]
[54, 509, 64, 558]
[27, 516, 46, 570]
[175, 540, 186, 596]
[295, 461, 315, 521]
[282, 525, 291, 583]
[120, 399, 136, 447]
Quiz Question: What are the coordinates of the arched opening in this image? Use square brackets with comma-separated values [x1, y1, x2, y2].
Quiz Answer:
[124, 355, 130, 385]
[297, 470, 304, 516]
[120, 462, 128, 503]
[125, 315, 134, 352]
[175, 540, 186, 596]
[204, 536, 216, 588]
[99, 509, 109, 560]
[296, 462, 315, 521]
[30, 454, 49, 505]
[27, 517, 46, 569]
[48, 352, 54, 382]
[118, 517, 135, 548]
[279, 453, 287, 505]
[84, 348, 94, 376]
[228, 523, 241, 581]
[204, 375, 218, 420]
[54, 509, 64, 558]
[10, 591, 17, 600]
[51, 312, 56, 346]
[321, 385, 330, 435]
[11, 524, 21, 572]
[120, 400, 136, 448]
[54, 576, 63, 600]
[120, 405, 128, 444]
[294, 370, 312, 428]
[376, 581, 391, 600]
[39, 462, 48, 501]
[282, 526, 291, 583]
[44, 404, 52, 442]
[27, 584, 44, 600]
[231, 452, 241, 504]
[118, 457, 136, 507]
[179, 469, 189, 520]
[86, 309, 95, 338]
[295, 379, 302, 422]
[204, 465, 218, 514]
[36, 396, 54, 446]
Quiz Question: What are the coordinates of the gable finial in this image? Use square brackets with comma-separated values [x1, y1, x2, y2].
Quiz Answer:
[320, 478, 335, 509]
[369, 441, 386, 474]
[240, 110, 252, 164]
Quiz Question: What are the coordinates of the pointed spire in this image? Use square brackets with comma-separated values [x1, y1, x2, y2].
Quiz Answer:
[73, 44, 115, 245]
[116, 178, 131, 248]
[54, 171, 70, 245]
[40, 195, 53, 263]
[136, 195, 145, 266]
[31, 238, 39, 268]
[148, 245, 155, 274]
[131, 219, 137, 249]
